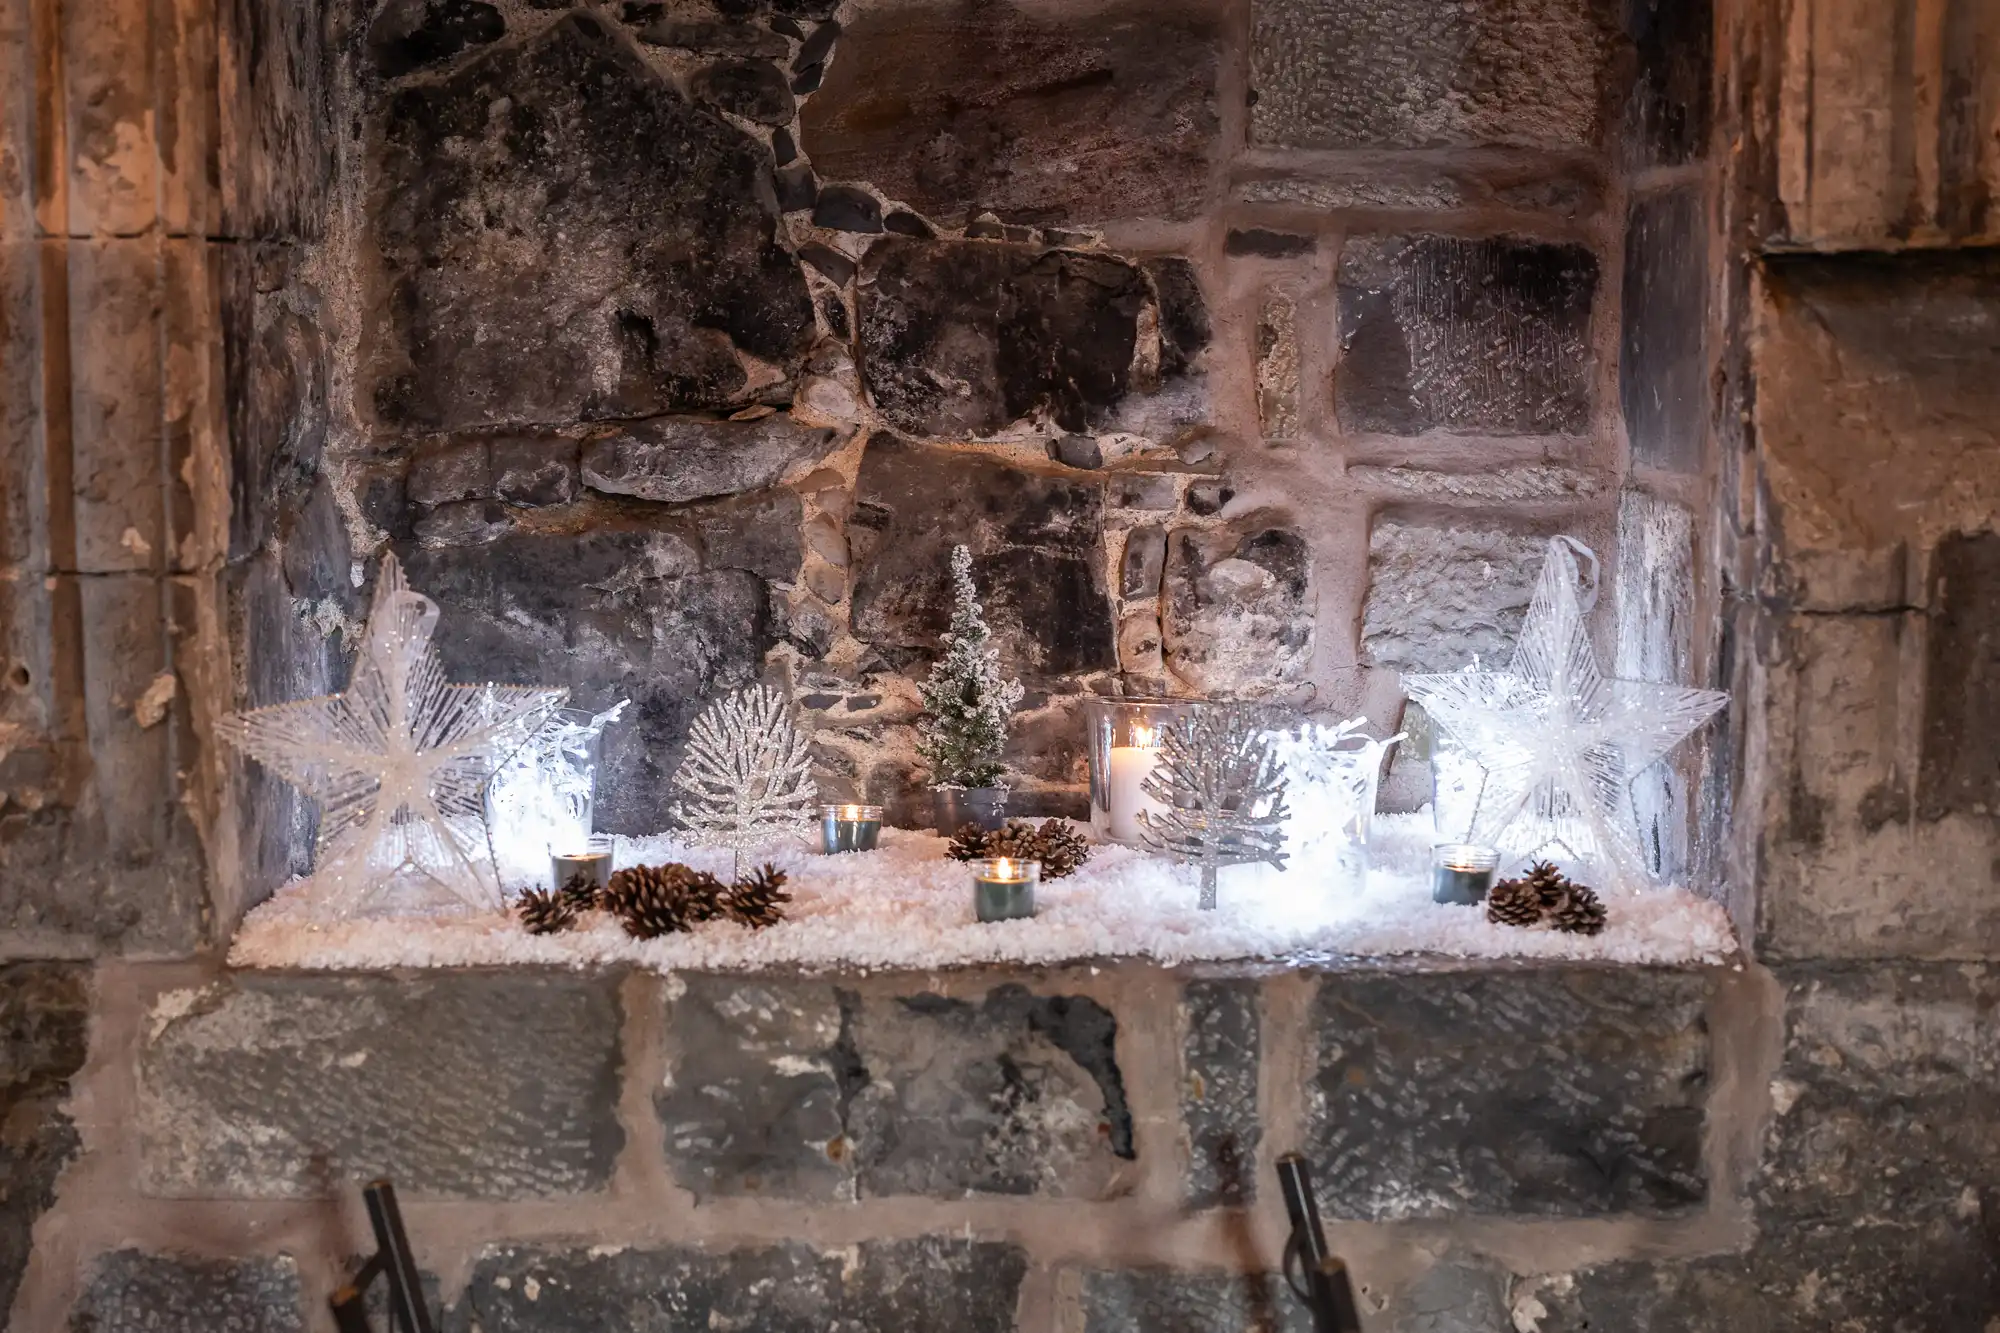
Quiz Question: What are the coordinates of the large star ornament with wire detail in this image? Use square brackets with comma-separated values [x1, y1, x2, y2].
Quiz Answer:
[216, 553, 567, 917]
[1402, 537, 1727, 894]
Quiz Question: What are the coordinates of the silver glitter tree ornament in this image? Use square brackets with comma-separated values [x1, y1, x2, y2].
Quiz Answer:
[1138, 703, 1291, 910]
[671, 684, 818, 876]
[214, 552, 568, 917]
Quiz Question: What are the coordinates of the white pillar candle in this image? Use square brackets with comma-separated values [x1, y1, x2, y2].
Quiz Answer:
[1107, 726, 1165, 842]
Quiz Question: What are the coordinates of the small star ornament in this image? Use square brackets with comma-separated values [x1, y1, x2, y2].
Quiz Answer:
[216, 553, 567, 916]
[1402, 537, 1727, 894]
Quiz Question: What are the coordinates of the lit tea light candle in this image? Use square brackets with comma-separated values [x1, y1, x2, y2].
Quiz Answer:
[1107, 721, 1167, 844]
[820, 803, 883, 854]
[550, 848, 613, 893]
[972, 856, 1039, 922]
[1431, 843, 1500, 905]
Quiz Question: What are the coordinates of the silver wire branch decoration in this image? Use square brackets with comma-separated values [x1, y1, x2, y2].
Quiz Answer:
[671, 684, 818, 877]
[1138, 704, 1291, 910]
[214, 552, 567, 917]
[1401, 537, 1728, 893]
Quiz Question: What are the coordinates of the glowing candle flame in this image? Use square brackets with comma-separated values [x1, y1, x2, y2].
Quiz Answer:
[1132, 722, 1157, 748]
[841, 804, 862, 820]
[994, 857, 1015, 879]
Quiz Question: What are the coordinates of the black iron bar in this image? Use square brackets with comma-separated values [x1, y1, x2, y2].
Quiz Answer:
[327, 1178, 436, 1333]
[1277, 1152, 1364, 1333]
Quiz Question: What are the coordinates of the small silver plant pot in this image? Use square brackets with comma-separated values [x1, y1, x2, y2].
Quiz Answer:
[934, 786, 1008, 834]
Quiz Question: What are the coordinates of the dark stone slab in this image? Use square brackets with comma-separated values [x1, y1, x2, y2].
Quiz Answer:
[1760, 964, 2000, 1224]
[657, 976, 1133, 1199]
[366, 14, 814, 431]
[858, 239, 1149, 438]
[1109, 473, 1178, 511]
[691, 58, 794, 125]
[813, 184, 884, 233]
[884, 210, 934, 237]
[222, 244, 330, 564]
[1225, 228, 1314, 258]
[775, 162, 816, 212]
[455, 1238, 1027, 1332]
[368, 0, 504, 79]
[1620, 188, 1706, 473]
[1185, 480, 1232, 516]
[800, 1, 1219, 225]
[1623, 0, 1711, 167]
[847, 432, 1117, 679]
[1080, 1270, 1306, 1333]
[137, 972, 624, 1199]
[637, 18, 788, 57]
[1147, 258, 1211, 377]
[794, 18, 839, 69]
[0, 964, 90, 1319]
[1182, 980, 1260, 1208]
[1304, 968, 1712, 1218]
[1250, 0, 1625, 151]
[1052, 434, 1105, 469]
[790, 62, 823, 94]
[69, 1252, 302, 1333]
[1918, 532, 2000, 821]
[1337, 236, 1597, 436]
[1162, 523, 1313, 696]
[404, 527, 777, 832]
[1122, 526, 1167, 599]
[492, 435, 579, 507]
[799, 242, 855, 286]
[579, 415, 838, 505]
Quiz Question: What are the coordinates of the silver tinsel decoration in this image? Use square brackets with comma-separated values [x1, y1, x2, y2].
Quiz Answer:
[671, 685, 818, 876]
[1138, 703, 1291, 910]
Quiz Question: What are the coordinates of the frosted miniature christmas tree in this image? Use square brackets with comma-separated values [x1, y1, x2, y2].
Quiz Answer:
[917, 544, 1023, 789]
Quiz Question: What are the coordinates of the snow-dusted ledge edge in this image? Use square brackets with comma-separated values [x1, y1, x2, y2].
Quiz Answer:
[229, 815, 1739, 974]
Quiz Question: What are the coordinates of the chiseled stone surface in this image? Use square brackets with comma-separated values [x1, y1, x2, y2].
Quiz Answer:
[1620, 188, 1707, 474]
[1359, 519, 1547, 676]
[0, 965, 91, 1320]
[1303, 968, 1712, 1218]
[68, 1252, 303, 1333]
[136, 973, 624, 1199]
[847, 433, 1116, 680]
[1250, 0, 1624, 150]
[1161, 523, 1314, 696]
[1337, 236, 1597, 436]
[801, 1, 1219, 226]
[454, 1238, 1027, 1332]
[657, 976, 1134, 1200]
[365, 13, 814, 431]
[1080, 1270, 1307, 1333]
[1181, 979, 1260, 1208]
[579, 415, 839, 505]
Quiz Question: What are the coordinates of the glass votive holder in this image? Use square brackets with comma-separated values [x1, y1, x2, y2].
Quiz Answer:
[973, 857, 1039, 922]
[821, 803, 883, 854]
[1431, 843, 1500, 905]
[551, 847, 613, 894]
[1082, 696, 1200, 845]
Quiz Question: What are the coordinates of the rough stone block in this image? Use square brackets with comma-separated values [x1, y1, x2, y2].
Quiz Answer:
[220, 243, 331, 565]
[0, 965, 90, 1319]
[1256, 292, 1300, 441]
[1122, 526, 1167, 599]
[1304, 967, 1711, 1218]
[859, 239, 1159, 438]
[368, 0, 506, 80]
[69, 238, 165, 573]
[366, 13, 813, 431]
[1080, 1270, 1305, 1333]
[1623, 0, 1711, 167]
[1620, 188, 1706, 473]
[1148, 258, 1212, 379]
[1108, 472, 1180, 512]
[0, 242, 43, 570]
[404, 528, 777, 832]
[69, 1252, 302, 1333]
[458, 1238, 1027, 1332]
[657, 976, 1134, 1200]
[579, 416, 838, 505]
[801, 1, 1219, 225]
[848, 432, 1116, 680]
[408, 437, 493, 507]
[1162, 523, 1313, 696]
[491, 435, 579, 507]
[1614, 491, 1702, 884]
[1360, 519, 1545, 676]
[1918, 530, 2000, 823]
[137, 972, 624, 1199]
[1338, 236, 1597, 436]
[1181, 979, 1259, 1208]
[1250, 0, 1624, 151]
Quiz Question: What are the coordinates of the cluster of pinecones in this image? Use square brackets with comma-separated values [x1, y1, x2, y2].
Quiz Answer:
[1486, 860, 1607, 936]
[516, 863, 792, 939]
[946, 819, 1091, 879]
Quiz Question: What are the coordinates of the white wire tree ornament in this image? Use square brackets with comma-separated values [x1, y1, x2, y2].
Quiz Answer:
[1138, 704, 1291, 910]
[1401, 536, 1728, 895]
[214, 553, 568, 917]
[670, 684, 818, 877]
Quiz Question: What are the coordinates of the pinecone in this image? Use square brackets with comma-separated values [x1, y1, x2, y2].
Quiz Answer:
[1486, 875, 1545, 928]
[1550, 883, 1608, 936]
[604, 863, 724, 940]
[981, 820, 1039, 863]
[1027, 819, 1089, 879]
[722, 863, 792, 929]
[558, 872, 602, 914]
[516, 885, 579, 936]
[1526, 860, 1568, 910]
[947, 822, 991, 861]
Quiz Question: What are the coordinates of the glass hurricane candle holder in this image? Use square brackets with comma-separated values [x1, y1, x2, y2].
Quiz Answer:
[1432, 843, 1500, 905]
[551, 844, 613, 894]
[821, 803, 883, 853]
[972, 856, 1039, 922]
[1083, 697, 1199, 845]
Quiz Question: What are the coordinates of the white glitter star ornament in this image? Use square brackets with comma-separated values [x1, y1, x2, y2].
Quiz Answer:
[216, 553, 568, 917]
[1401, 537, 1727, 894]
